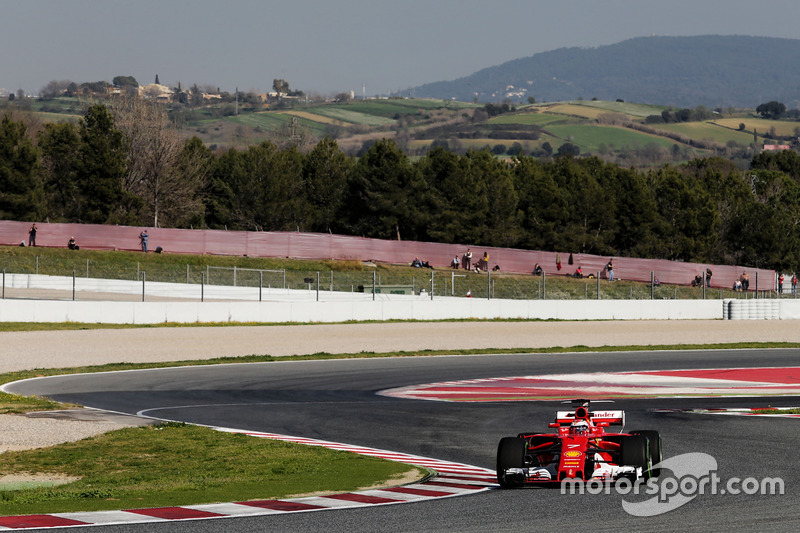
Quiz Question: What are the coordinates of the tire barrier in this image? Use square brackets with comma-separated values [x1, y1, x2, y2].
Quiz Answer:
[723, 299, 783, 319]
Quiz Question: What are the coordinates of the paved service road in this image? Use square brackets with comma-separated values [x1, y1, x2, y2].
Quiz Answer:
[9, 347, 800, 532]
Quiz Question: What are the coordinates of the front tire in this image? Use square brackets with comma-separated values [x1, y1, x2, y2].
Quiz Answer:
[630, 430, 662, 477]
[620, 434, 651, 479]
[497, 437, 527, 488]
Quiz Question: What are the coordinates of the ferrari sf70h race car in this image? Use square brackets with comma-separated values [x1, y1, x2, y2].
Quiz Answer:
[496, 400, 662, 487]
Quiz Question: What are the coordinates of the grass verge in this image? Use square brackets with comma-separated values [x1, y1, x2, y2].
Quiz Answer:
[0, 422, 423, 516]
[751, 407, 800, 414]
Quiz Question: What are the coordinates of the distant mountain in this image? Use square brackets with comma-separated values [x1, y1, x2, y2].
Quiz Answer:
[410, 35, 800, 108]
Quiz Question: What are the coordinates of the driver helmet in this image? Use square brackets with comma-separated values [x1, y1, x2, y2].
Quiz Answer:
[570, 420, 589, 436]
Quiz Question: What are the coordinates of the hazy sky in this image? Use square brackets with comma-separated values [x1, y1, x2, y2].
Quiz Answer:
[3, 0, 800, 97]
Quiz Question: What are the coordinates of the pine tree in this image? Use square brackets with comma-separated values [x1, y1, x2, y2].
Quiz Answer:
[0, 115, 40, 220]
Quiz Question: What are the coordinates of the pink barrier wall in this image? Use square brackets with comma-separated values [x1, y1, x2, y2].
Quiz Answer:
[0, 220, 775, 290]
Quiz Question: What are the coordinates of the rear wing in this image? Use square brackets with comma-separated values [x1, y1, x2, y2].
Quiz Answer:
[555, 410, 625, 427]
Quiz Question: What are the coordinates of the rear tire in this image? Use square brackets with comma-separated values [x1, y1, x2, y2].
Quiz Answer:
[630, 430, 662, 477]
[497, 437, 527, 488]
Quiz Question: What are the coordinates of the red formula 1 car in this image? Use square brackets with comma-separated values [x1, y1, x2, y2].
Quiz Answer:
[496, 400, 662, 487]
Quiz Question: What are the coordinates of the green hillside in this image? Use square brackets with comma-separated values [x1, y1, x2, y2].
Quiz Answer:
[7, 94, 795, 167]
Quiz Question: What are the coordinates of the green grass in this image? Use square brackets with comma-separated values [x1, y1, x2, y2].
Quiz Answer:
[330, 99, 475, 117]
[655, 122, 754, 144]
[750, 407, 800, 415]
[714, 117, 800, 137]
[488, 112, 570, 126]
[571, 100, 667, 118]
[0, 392, 70, 414]
[545, 124, 680, 151]
[229, 112, 330, 137]
[0, 422, 422, 516]
[309, 107, 396, 126]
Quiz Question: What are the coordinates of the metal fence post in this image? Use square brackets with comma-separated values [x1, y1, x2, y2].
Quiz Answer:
[543, 271, 546, 300]
[651, 271, 654, 299]
[142, 271, 146, 302]
[72, 270, 76, 301]
[372, 271, 376, 301]
[431, 271, 434, 300]
[597, 272, 600, 300]
[186, 264, 190, 283]
[755, 271, 759, 298]
[35, 256, 39, 275]
[2, 270, 4, 299]
[487, 271, 490, 300]
[233, 266, 237, 287]
[316, 271, 320, 302]
[259, 271, 263, 302]
[86, 259, 89, 278]
[283, 269, 286, 289]
[201, 271, 205, 302]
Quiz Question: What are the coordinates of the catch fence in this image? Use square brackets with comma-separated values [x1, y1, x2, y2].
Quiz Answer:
[0, 261, 789, 303]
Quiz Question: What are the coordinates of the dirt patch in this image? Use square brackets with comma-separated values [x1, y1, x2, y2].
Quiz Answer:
[0, 472, 80, 490]
[356, 467, 428, 490]
[282, 467, 426, 498]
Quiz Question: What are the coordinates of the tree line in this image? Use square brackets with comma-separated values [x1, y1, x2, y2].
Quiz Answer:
[2, 103, 800, 271]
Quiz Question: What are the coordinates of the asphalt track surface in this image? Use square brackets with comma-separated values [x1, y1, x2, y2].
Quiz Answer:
[8, 348, 800, 533]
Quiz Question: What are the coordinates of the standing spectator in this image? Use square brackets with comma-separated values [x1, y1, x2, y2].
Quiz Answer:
[741, 271, 750, 291]
[778, 273, 785, 294]
[482, 251, 489, 270]
[792, 274, 798, 295]
[139, 230, 149, 253]
[28, 223, 37, 247]
[464, 249, 472, 271]
[606, 259, 614, 281]
[705, 268, 712, 287]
